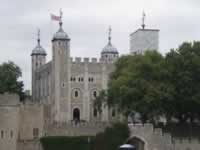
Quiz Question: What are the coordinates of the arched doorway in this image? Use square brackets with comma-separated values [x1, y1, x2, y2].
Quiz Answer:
[73, 108, 80, 121]
[127, 137, 145, 150]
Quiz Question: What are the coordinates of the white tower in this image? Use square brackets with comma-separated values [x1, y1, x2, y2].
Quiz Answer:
[51, 11, 71, 122]
[130, 12, 159, 54]
[101, 26, 119, 63]
[31, 29, 46, 101]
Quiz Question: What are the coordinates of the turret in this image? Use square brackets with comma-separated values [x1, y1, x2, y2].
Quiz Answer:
[31, 29, 46, 101]
[101, 26, 119, 63]
[51, 11, 71, 122]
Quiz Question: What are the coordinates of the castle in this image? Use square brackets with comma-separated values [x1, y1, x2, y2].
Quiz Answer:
[1, 13, 198, 150]
[31, 22, 119, 124]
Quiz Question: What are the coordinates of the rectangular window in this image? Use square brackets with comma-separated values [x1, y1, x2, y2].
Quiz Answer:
[33, 128, 39, 138]
[10, 130, 13, 138]
[1, 130, 4, 138]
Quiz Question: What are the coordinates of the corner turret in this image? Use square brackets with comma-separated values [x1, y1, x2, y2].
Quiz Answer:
[31, 29, 46, 101]
[101, 26, 119, 63]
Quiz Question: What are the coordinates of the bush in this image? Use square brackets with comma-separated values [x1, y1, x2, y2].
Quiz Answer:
[94, 122, 130, 150]
[40, 136, 95, 150]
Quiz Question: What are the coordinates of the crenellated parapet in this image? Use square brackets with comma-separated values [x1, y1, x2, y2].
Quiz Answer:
[0, 93, 20, 106]
[70, 57, 109, 64]
[128, 123, 200, 150]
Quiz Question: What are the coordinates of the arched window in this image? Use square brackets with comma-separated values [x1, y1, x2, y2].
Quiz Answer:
[75, 90, 79, 97]
[33, 128, 39, 138]
[93, 108, 98, 117]
[72, 89, 81, 99]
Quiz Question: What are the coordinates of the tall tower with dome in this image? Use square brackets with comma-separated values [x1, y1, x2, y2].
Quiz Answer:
[101, 26, 119, 62]
[31, 29, 47, 101]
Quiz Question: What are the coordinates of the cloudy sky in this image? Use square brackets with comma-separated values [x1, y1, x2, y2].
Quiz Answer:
[0, 0, 200, 90]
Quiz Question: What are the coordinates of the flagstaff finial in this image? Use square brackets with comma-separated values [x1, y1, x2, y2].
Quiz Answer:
[142, 11, 146, 29]
[108, 26, 112, 44]
[37, 28, 40, 45]
[59, 8, 63, 27]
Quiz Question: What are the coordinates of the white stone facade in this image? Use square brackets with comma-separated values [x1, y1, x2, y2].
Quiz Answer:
[130, 29, 159, 54]
[31, 22, 119, 125]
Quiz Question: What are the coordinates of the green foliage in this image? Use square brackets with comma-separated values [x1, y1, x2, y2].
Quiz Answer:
[40, 136, 95, 150]
[107, 51, 168, 122]
[97, 41, 200, 123]
[94, 123, 130, 150]
[165, 41, 200, 122]
[94, 90, 108, 113]
[156, 122, 200, 139]
[0, 61, 25, 100]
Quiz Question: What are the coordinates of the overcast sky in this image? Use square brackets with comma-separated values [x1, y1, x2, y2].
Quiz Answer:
[0, 0, 200, 90]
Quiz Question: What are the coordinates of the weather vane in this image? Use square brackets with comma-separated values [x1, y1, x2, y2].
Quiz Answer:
[60, 8, 63, 21]
[37, 28, 40, 45]
[108, 26, 112, 44]
[142, 11, 146, 29]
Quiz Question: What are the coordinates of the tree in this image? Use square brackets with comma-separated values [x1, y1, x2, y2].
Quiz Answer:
[0, 61, 25, 100]
[165, 42, 200, 123]
[94, 123, 130, 150]
[106, 51, 169, 123]
[96, 42, 200, 124]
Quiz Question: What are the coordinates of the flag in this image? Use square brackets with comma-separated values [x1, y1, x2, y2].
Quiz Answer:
[51, 14, 60, 21]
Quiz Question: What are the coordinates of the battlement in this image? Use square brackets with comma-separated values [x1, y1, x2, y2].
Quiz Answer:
[129, 123, 172, 141]
[173, 138, 200, 144]
[0, 93, 19, 106]
[70, 57, 105, 63]
[45, 121, 110, 136]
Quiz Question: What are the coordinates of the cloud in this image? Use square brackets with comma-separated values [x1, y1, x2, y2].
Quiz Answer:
[0, 0, 200, 90]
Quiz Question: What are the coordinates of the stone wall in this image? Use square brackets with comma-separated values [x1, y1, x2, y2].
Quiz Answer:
[17, 139, 42, 150]
[45, 121, 110, 136]
[0, 93, 20, 150]
[19, 103, 44, 140]
[128, 123, 200, 150]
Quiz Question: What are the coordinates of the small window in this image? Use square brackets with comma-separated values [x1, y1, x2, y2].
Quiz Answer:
[112, 109, 116, 117]
[33, 128, 39, 138]
[1, 130, 3, 138]
[75, 91, 79, 97]
[10, 130, 13, 138]
[89, 77, 94, 82]
[78, 78, 81, 82]
[93, 108, 98, 117]
[81, 77, 84, 82]
[93, 91, 97, 98]
[62, 82, 65, 88]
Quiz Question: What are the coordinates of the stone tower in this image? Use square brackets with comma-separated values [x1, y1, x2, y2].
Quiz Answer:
[51, 14, 71, 122]
[31, 29, 46, 101]
[130, 12, 159, 54]
[101, 26, 119, 62]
